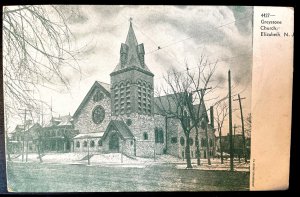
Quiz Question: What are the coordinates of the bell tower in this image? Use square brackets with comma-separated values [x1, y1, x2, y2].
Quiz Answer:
[110, 20, 154, 117]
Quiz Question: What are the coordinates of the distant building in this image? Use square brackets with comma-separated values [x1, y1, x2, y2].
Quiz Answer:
[216, 133, 251, 159]
[8, 115, 79, 155]
[40, 115, 79, 153]
[9, 121, 42, 154]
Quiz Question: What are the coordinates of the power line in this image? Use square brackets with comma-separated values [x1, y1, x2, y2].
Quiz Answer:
[119, 14, 252, 67]
[145, 14, 253, 55]
[153, 52, 252, 80]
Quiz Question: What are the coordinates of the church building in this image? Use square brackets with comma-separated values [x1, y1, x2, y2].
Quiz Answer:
[72, 21, 216, 159]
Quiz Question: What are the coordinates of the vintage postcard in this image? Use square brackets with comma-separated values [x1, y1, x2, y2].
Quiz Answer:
[2, 5, 293, 192]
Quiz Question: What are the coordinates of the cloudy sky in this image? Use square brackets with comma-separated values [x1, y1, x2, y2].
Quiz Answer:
[7, 5, 253, 135]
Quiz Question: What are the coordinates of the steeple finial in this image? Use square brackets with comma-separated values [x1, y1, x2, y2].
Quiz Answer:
[125, 17, 138, 46]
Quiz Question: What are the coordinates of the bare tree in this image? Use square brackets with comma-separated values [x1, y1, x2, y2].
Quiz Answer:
[155, 55, 217, 168]
[3, 5, 82, 118]
[214, 100, 229, 164]
[3, 5, 84, 162]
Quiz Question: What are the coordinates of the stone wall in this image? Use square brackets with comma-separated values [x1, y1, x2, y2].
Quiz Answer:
[121, 139, 135, 156]
[74, 90, 111, 134]
[166, 118, 182, 157]
[136, 140, 155, 158]
[111, 113, 167, 155]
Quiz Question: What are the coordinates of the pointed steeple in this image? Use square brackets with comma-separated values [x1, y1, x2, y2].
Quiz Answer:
[112, 18, 153, 74]
[125, 19, 138, 47]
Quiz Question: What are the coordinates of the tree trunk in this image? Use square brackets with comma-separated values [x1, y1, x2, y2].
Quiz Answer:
[218, 125, 224, 164]
[205, 124, 211, 165]
[195, 126, 201, 166]
[185, 133, 192, 168]
[37, 138, 43, 163]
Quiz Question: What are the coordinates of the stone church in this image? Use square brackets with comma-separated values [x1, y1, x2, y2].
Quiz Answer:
[72, 21, 216, 159]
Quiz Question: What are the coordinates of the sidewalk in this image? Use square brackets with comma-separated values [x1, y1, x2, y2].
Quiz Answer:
[8, 153, 250, 171]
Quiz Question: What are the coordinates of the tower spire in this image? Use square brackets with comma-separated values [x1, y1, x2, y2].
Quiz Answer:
[125, 18, 138, 47]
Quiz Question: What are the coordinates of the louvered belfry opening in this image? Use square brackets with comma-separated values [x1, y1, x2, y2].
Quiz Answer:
[111, 20, 154, 116]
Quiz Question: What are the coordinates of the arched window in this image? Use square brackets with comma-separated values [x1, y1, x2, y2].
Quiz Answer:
[189, 138, 194, 146]
[155, 128, 164, 143]
[83, 141, 87, 147]
[180, 136, 185, 146]
[76, 141, 80, 148]
[90, 140, 95, 148]
[143, 132, 148, 140]
[201, 138, 205, 147]
[98, 140, 102, 146]
[210, 139, 213, 147]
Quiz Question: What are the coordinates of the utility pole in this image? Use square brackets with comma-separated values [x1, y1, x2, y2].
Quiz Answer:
[228, 70, 234, 171]
[234, 94, 247, 163]
[233, 124, 238, 160]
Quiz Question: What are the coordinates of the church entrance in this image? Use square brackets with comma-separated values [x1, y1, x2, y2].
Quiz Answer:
[109, 132, 119, 152]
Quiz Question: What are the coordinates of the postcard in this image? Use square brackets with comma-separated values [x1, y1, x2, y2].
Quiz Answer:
[2, 5, 293, 192]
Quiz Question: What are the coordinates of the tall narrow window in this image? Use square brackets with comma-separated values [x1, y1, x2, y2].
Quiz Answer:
[90, 140, 95, 148]
[143, 132, 148, 140]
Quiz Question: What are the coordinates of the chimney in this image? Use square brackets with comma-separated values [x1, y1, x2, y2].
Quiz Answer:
[210, 106, 214, 129]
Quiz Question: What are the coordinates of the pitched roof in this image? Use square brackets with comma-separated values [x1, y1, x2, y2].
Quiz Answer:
[154, 93, 209, 120]
[112, 21, 152, 73]
[102, 120, 134, 141]
[73, 81, 111, 118]
[45, 115, 74, 127]
[96, 81, 110, 93]
[154, 94, 179, 115]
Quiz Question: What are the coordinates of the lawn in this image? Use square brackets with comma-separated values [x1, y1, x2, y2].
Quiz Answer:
[7, 161, 250, 192]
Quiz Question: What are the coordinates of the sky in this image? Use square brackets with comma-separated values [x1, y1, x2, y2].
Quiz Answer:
[5, 5, 253, 135]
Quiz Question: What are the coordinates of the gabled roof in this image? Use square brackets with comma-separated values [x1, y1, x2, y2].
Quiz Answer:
[45, 115, 74, 127]
[154, 94, 179, 115]
[101, 120, 134, 141]
[11, 125, 25, 133]
[73, 81, 111, 118]
[154, 93, 209, 121]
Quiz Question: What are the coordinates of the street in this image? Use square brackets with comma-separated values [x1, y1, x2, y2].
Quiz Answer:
[7, 162, 249, 192]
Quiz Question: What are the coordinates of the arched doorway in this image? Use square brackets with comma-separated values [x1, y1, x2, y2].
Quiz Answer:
[109, 132, 119, 152]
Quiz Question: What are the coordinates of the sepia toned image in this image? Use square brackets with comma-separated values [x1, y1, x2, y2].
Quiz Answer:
[3, 5, 256, 192]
